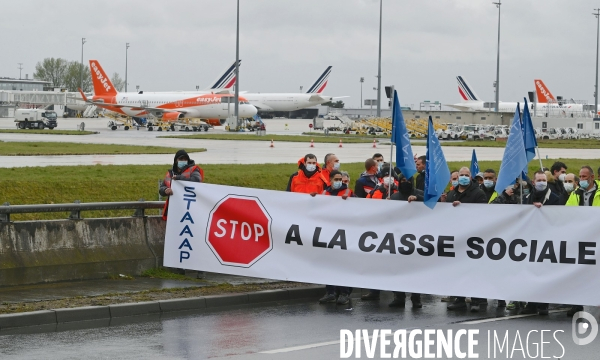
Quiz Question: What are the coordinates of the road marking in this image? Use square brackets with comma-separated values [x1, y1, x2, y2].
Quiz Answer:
[461, 310, 566, 325]
[260, 310, 568, 354]
[259, 340, 340, 354]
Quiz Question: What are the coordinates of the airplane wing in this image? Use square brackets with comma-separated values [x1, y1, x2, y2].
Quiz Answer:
[445, 104, 472, 111]
[308, 94, 333, 102]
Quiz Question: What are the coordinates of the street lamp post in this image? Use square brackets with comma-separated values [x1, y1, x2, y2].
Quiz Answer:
[17, 63, 23, 80]
[360, 77, 364, 108]
[125, 43, 130, 92]
[493, 2, 501, 113]
[300, 86, 303, 92]
[594, 9, 600, 116]
[376, 0, 383, 118]
[234, 0, 240, 127]
[80, 38, 86, 91]
[196, 85, 199, 91]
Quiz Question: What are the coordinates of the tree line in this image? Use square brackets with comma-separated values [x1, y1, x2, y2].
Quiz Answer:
[33, 58, 124, 93]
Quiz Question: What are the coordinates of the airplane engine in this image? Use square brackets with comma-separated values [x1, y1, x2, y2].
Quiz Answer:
[204, 118, 226, 126]
[160, 112, 184, 122]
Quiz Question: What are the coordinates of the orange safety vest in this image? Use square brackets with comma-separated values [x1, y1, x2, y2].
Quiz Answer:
[322, 188, 351, 197]
[366, 188, 397, 199]
[162, 165, 204, 220]
[290, 170, 326, 194]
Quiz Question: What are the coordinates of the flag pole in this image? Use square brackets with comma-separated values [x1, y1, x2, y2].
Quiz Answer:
[535, 146, 544, 171]
[388, 86, 395, 199]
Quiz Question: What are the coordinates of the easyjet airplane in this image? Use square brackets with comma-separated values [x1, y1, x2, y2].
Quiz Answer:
[448, 76, 583, 114]
[68, 60, 242, 113]
[80, 60, 256, 123]
[242, 66, 344, 112]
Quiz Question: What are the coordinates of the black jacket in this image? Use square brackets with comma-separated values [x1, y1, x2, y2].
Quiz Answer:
[445, 181, 487, 204]
[390, 188, 424, 201]
[547, 177, 568, 205]
[480, 184, 497, 203]
[415, 171, 425, 191]
[526, 187, 561, 206]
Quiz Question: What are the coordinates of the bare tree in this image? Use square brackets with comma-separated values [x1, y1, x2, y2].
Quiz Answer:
[64, 62, 92, 92]
[33, 58, 69, 87]
[110, 72, 125, 92]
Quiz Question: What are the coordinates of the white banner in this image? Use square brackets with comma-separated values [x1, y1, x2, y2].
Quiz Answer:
[164, 181, 600, 306]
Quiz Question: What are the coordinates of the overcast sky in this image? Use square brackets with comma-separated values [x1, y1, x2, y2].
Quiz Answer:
[2, 0, 598, 108]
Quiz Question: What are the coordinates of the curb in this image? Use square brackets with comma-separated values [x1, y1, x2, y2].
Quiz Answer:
[0, 286, 324, 330]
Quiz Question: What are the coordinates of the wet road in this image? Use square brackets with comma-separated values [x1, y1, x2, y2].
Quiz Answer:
[1, 293, 598, 359]
[2, 118, 598, 168]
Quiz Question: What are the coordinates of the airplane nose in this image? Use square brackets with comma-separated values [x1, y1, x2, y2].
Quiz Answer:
[243, 104, 258, 117]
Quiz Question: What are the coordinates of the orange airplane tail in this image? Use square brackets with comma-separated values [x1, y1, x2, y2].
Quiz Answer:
[534, 79, 556, 103]
[89, 60, 118, 97]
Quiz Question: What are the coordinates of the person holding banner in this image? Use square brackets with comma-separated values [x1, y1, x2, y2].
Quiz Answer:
[354, 158, 379, 198]
[159, 149, 203, 220]
[480, 169, 499, 203]
[414, 155, 426, 191]
[321, 153, 340, 187]
[322, 170, 353, 199]
[366, 176, 397, 199]
[445, 167, 488, 312]
[548, 161, 569, 205]
[563, 173, 578, 194]
[286, 154, 327, 195]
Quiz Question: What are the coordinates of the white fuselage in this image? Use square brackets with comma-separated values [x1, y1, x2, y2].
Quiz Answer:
[91, 91, 257, 119]
[449, 101, 584, 114]
[242, 93, 333, 112]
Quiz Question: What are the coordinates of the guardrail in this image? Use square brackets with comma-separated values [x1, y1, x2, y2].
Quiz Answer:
[0, 200, 165, 222]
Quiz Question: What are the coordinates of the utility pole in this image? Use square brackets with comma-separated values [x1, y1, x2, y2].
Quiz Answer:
[17, 63, 23, 80]
[80, 38, 86, 90]
[594, 9, 600, 116]
[493, 2, 501, 113]
[125, 43, 130, 92]
[234, 0, 240, 127]
[376, 0, 383, 118]
[360, 77, 364, 108]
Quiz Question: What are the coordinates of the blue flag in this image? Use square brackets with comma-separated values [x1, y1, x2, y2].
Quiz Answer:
[521, 98, 538, 173]
[424, 116, 450, 209]
[391, 90, 416, 180]
[470, 149, 479, 180]
[495, 104, 528, 194]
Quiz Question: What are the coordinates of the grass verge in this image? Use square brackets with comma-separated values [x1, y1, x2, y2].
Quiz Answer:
[0, 142, 206, 156]
[2, 158, 598, 220]
[0, 129, 97, 135]
[158, 133, 373, 143]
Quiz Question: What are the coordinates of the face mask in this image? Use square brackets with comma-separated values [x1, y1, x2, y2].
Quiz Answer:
[579, 180, 589, 189]
[451, 180, 459, 187]
[382, 177, 394, 187]
[378, 162, 383, 171]
[483, 180, 495, 189]
[177, 160, 188, 169]
[458, 176, 470, 186]
[332, 181, 342, 190]
[558, 173, 566, 182]
[523, 189, 530, 196]
[564, 183, 574, 193]
[305, 164, 317, 172]
[333, 162, 341, 171]
[535, 181, 547, 191]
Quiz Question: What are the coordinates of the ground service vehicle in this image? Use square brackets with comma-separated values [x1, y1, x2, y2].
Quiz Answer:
[14, 109, 58, 129]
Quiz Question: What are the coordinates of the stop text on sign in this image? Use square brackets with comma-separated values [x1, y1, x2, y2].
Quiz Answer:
[206, 195, 273, 267]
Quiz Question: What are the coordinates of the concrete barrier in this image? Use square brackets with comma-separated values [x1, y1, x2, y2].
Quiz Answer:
[0, 216, 165, 286]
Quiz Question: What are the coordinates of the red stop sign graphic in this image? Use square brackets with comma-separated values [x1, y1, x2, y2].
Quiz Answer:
[206, 195, 273, 267]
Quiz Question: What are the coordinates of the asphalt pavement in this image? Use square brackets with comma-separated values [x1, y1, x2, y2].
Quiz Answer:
[0, 292, 598, 359]
[2, 118, 600, 168]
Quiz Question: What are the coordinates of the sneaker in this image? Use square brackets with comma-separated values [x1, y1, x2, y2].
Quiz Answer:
[470, 303, 480, 312]
[447, 299, 467, 310]
[567, 305, 584, 317]
[361, 291, 380, 301]
[497, 300, 506, 307]
[318, 293, 337, 304]
[337, 293, 350, 305]
[506, 301, 520, 310]
[441, 296, 456, 302]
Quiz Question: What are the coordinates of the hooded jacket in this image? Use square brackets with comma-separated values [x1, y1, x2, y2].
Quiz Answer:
[445, 180, 487, 204]
[286, 157, 327, 194]
[354, 171, 379, 198]
[160, 149, 203, 220]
